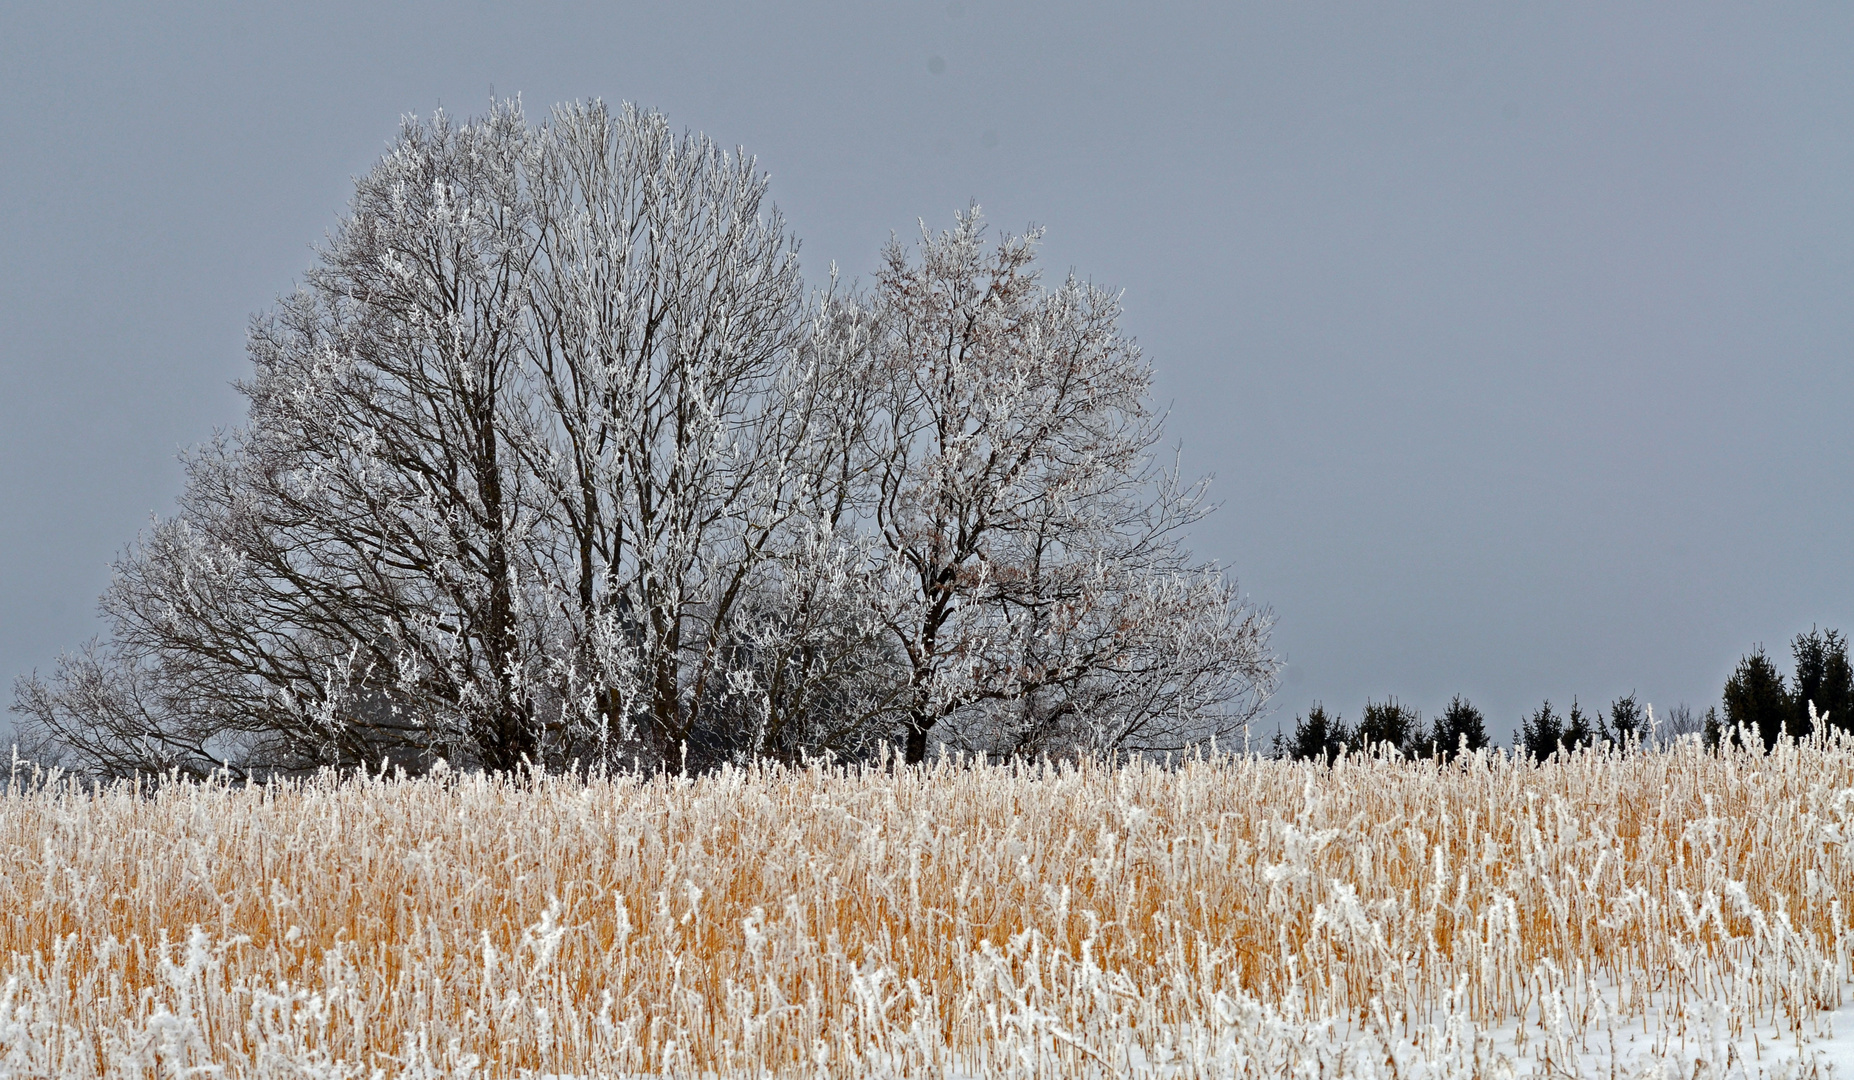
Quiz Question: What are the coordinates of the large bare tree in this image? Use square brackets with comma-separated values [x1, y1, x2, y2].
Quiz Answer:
[18, 105, 548, 777]
[14, 102, 852, 777]
[13, 107, 1274, 778]
[512, 104, 901, 768]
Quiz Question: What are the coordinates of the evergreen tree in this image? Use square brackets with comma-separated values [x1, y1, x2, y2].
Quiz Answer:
[1428, 694, 1489, 759]
[1561, 697, 1601, 751]
[1607, 692, 1646, 746]
[1722, 646, 1791, 749]
[1521, 700, 1563, 761]
[1356, 697, 1420, 754]
[1289, 702, 1349, 763]
[1791, 628, 1852, 735]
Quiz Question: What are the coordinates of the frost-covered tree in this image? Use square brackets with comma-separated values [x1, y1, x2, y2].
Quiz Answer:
[510, 103, 889, 770]
[12, 107, 1275, 778]
[851, 210, 1276, 763]
[1653, 702, 1705, 746]
[17, 105, 550, 778]
[13, 102, 855, 777]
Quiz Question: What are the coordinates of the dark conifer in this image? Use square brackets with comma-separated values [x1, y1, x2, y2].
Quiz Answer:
[1289, 703, 1350, 763]
[1791, 628, 1852, 735]
[1356, 697, 1420, 755]
[1723, 646, 1791, 749]
[1561, 697, 1600, 751]
[1521, 700, 1563, 761]
[1429, 695, 1489, 759]
[1607, 692, 1645, 746]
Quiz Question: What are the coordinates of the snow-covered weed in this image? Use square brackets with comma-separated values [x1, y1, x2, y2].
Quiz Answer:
[2, 735, 1852, 1077]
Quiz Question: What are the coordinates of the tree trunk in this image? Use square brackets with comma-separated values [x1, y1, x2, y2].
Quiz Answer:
[904, 720, 930, 766]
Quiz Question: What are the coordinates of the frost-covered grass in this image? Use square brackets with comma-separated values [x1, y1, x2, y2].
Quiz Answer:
[2, 735, 1853, 1078]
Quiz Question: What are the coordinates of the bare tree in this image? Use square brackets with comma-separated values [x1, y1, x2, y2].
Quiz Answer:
[15, 106, 546, 779]
[852, 210, 1276, 764]
[14, 102, 868, 777]
[1653, 703, 1706, 747]
[13, 113, 1275, 778]
[511, 102, 877, 770]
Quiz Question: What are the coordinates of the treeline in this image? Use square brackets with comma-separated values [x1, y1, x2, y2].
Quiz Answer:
[1278, 627, 1854, 762]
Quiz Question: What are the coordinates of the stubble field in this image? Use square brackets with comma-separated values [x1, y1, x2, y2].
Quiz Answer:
[3, 735, 1853, 1078]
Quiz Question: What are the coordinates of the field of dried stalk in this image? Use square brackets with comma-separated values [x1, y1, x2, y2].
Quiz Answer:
[3, 733, 1853, 1078]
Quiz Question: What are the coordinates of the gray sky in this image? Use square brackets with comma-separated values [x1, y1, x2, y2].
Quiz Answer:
[4, 2, 1851, 747]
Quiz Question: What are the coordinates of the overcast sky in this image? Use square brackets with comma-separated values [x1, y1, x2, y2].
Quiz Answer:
[3, 2, 1851, 747]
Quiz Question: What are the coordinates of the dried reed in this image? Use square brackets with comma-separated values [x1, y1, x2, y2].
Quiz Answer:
[2, 733, 1851, 1078]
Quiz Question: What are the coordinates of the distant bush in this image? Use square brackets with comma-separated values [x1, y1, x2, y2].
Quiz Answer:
[1655, 702, 1707, 745]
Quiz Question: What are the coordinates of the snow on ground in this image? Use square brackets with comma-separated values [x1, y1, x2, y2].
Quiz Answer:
[918, 973, 1854, 1079]
[1267, 980, 1854, 1079]
[1412, 995, 1854, 1079]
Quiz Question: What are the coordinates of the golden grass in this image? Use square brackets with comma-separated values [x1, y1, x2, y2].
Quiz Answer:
[2, 735, 1852, 1078]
